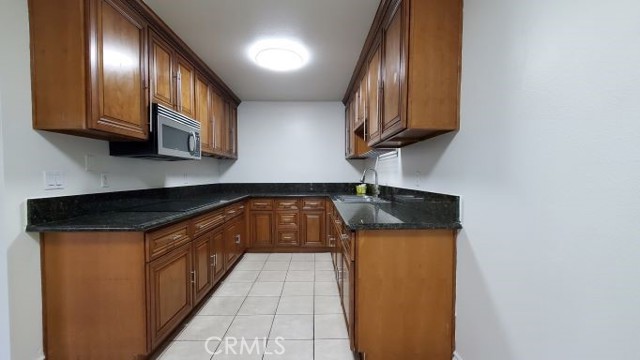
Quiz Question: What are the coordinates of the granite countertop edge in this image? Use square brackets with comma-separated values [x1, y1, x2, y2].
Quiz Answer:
[26, 191, 462, 232]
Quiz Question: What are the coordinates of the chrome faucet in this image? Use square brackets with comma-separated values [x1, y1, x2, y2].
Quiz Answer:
[360, 168, 380, 196]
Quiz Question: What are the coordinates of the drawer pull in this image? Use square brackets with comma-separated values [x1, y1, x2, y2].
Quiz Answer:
[171, 234, 182, 240]
[196, 219, 221, 229]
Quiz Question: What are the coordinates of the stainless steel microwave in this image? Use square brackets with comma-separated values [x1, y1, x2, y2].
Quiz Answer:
[110, 103, 201, 161]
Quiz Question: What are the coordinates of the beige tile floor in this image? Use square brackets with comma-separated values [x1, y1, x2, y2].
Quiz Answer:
[158, 253, 355, 360]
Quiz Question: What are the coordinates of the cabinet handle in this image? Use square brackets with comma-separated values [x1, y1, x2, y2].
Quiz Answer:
[235, 235, 241, 244]
[341, 234, 349, 241]
[172, 234, 182, 240]
[210, 254, 215, 268]
[177, 69, 182, 112]
[191, 270, 196, 284]
[197, 220, 219, 230]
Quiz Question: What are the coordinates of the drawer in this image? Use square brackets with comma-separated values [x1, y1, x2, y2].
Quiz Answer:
[276, 211, 299, 228]
[275, 198, 300, 210]
[277, 230, 299, 246]
[146, 222, 190, 261]
[302, 197, 325, 210]
[225, 202, 245, 220]
[250, 199, 274, 211]
[192, 210, 225, 237]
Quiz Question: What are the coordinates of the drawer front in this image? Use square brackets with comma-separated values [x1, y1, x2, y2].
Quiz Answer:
[277, 230, 299, 246]
[302, 197, 325, 210]
[276, 211, 299, 228]
[250, 199, 274, 211]
[225, 202, 245, 220]
[275, 198, 300, 210]
[192, 210, 225, 237]
[146, 222, 190, 261]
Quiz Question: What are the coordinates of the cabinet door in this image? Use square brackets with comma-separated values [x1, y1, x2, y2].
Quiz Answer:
[367, 45, 382, 145]
[342, 256, 355, 349]
[193, 234, 213, 304]
[211, 90, 227, 154]
[176, 55, 195, 119]
[357, 76, 367, 126]
[149, 30, 174, 109]
[92, 0, 147, 140]
[147, 243, 193, 349]
[345, 104, 353, 158]
[212, 228, 226, 283]
[228, 103, 238, 158]
[249, 211, 274, 248]
[301, 211, 326, 247]
[224, 217, 244, 268]
[195, 75, 213, 152]
[382, 4, 404, 136]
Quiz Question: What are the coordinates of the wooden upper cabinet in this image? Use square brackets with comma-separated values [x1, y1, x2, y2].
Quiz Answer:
[381, 4, 404, 138]
[211, 90, 227, 155]
[345, 0, 462, 148]
[176, 55, 195, 119]
[30, 0, 148, 140]
[227, 103, 238, 158]
[195, 74, 213, 152]
[356, 76, 367, 128]
[149, 30, 174, 109]
[366, 44, 382, 146]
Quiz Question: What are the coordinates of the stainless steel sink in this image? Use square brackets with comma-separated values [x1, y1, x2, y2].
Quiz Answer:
[336, 195, 390, 204]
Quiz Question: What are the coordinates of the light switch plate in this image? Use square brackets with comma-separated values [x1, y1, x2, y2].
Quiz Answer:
[43, 170, 64, 190]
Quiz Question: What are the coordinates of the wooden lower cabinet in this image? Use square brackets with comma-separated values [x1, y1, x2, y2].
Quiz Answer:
[301, 211, 326, 247]
[224, 214, 245, 268]
[212, 228, 226, 281]
[193, 233, 214, 304]
[249, 211, 274, 248]
[332, 228, 456, 360]
[40, 202, 247, 359]
[147, 243, 194, 349]
[247, 197, 332, 251]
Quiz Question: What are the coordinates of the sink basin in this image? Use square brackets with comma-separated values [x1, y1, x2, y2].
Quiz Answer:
[336, 195, 390, 204]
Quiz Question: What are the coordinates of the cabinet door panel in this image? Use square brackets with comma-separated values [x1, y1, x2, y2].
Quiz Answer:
[147, 244, 193, 348]
[150, 31, 174, 108]
[228, 103, 238, 158]
[367, 45, 382, 145]
[194, 234, 213, 303]
[195, 75, 213, 152]
[212, 229, 226, 283]
[382, 5, 403, 133]
[93, 0, 147, 139]
[211, 90, 227, 153]
[249, 212, 274, 248]
[301, 211, 326, 247]
[176, 55, 195, 119]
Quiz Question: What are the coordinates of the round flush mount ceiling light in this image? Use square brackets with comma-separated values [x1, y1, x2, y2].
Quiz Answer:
[248, 39, 310, 72]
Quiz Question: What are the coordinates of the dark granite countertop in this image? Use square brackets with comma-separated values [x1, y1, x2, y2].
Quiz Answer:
[26, 183, 461, 232]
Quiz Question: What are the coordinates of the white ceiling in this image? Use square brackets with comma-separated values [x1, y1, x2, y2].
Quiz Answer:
[143, 0, 380, 101]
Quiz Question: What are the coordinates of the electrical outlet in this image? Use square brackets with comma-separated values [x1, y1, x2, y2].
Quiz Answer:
[43, 170, 64, 190]
[84, 154, 96, 172]
[100, 173, 109, 188]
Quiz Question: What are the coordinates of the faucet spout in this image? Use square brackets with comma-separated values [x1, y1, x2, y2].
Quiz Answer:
[360, 168, 380, 196]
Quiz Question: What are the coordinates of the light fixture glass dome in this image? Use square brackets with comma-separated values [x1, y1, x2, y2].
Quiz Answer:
[248, 39, 310, 72]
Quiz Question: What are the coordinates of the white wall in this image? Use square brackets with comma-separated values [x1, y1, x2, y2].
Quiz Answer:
[219, 102, 365, 183]
[0, 0, 221, 358]
[368, 0, 640, 358]
[0, 74, 11, 360]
